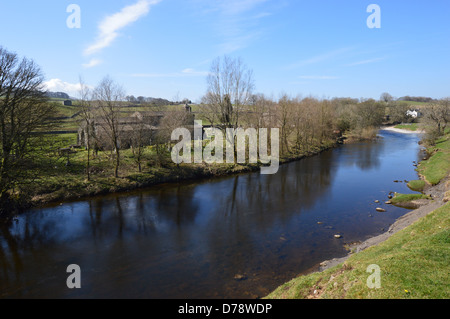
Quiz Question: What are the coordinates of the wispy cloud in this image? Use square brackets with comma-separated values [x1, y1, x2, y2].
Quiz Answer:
[298, 75, 339, 80]
[345, 57, 386, 66]
[287, 47, 354, 69]
[84, 0, 160, 56]
[82, 58, 103, 68]
[219, 0, 268, 15]
[198, 0, 271, 54]
[131, 68, 209, 78]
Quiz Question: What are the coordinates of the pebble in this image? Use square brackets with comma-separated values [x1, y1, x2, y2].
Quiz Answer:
[234, 274, 247, 281]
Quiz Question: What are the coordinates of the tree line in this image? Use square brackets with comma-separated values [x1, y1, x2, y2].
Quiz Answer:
[1, 46, 449, 215]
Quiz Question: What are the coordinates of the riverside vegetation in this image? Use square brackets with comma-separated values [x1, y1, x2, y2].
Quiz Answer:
[1, 46, 449, 299]
[1, 47, 427, 218]
[0, 46, 448, 221]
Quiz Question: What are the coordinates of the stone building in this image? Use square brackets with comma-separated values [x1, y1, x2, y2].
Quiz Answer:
[77, 110, 194, 151]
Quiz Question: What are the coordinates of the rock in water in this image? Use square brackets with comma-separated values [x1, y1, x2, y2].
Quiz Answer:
[234, 274, 247, 281]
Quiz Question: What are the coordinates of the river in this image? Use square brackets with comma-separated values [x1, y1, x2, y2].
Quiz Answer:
[0, 129, 425, 299]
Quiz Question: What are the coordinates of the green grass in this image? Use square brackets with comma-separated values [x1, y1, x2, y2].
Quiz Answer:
[434, 135, 450, 150]
[390, 193, 431, 204]
[397, 101, 429, 107]
[418, 136, 450, 185]
[407, 180, 426, 192]
[266, 202, 450, 299]
[394, 123, 419, 131]
[419, 152, 450, 185]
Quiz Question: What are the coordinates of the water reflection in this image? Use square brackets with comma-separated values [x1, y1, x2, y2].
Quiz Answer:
[344, 138, 385, 170]
[0, 130, 422, 298]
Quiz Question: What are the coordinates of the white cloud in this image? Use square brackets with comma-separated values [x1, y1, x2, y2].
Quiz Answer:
[43, 79, 91, 97]
[197, 0, 270, 54]
[82, 58, 103, 68]
[84, 0, 160, 56]
[287, 47, 354, 69]
[131, 68, 209, 78]
[345, 57, 386, 66]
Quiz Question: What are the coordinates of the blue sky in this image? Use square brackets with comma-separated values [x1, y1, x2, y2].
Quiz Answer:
[0, 0, 449, 101]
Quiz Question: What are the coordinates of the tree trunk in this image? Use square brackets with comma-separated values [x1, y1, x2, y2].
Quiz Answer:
[114, 147, 120, 178]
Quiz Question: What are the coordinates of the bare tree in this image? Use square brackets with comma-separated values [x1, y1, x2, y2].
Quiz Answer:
[200, 56, 254, 163]
[126, 95, 136, 103]
[0, 46, 54, 209]
[380, 92, 393, 103]
[389, 103, 411, 124]
[423, 98, 450, 136]
[277, 94, 294, 155]
[137, 96, 145, 104]
[242, 93, 274, 130]
[156, 108, 193, 167]
[78, 77, 94, 181]
[355, 99, 385, 128]
[129, 114, 153, 172]
[201, 55, 254, 130]
[92, 76, 125, 178]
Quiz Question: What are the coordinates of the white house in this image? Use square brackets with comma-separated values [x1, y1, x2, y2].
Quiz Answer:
[406, 109, 419, 118]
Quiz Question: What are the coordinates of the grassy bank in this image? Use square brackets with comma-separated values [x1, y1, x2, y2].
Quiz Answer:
[265, 129, 450, 299]
[23, 133, 338, 208]
[266, 202, 449, 299]
[407, 180, 426, 192]
[394, 123, 419, 131]
[418, 135, 450, 185]
[390, 193, 431, 204]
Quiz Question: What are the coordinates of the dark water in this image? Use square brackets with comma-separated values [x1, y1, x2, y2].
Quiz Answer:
[0, 130, 425, 299]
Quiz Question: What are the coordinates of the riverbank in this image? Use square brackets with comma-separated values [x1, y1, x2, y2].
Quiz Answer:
[265, 127, 450, 299]
[23, 140, 340, 213]
[380, 125, 425, 134]
[266, 198, 449, 299]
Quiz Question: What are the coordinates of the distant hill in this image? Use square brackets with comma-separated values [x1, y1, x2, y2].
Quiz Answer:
[124, 95, 192, 107]
[398, 96, 435, 103]
[46, 91, 71, 100]
[45, 91, 190, 106]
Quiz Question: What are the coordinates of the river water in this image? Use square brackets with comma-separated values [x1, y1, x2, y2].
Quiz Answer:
[0, 129, 425, 299]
